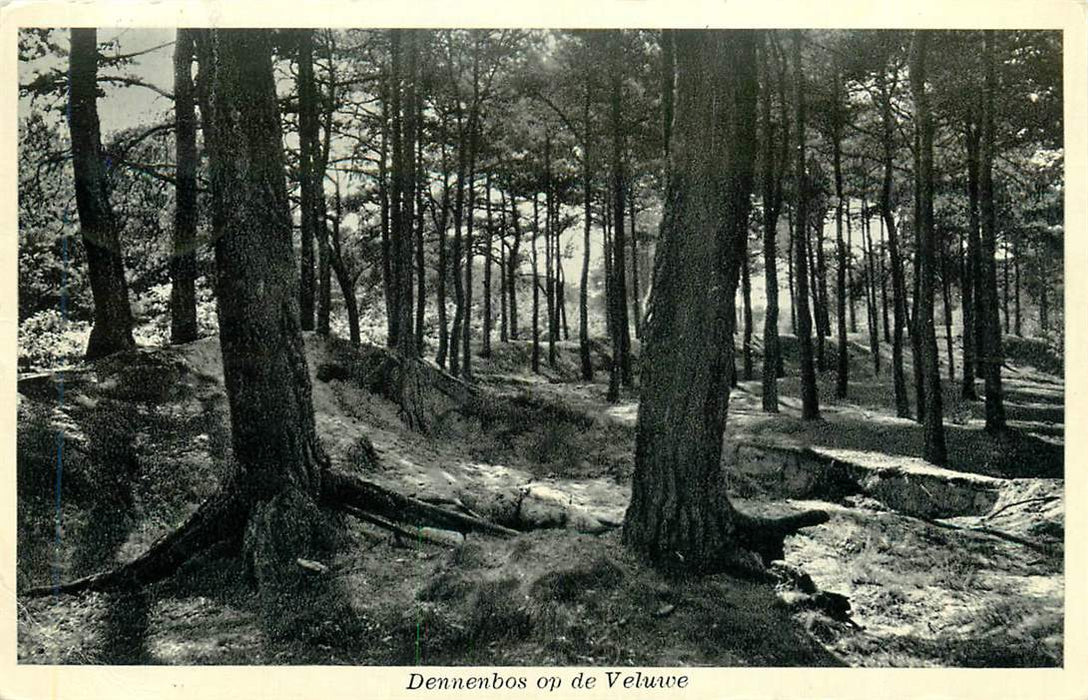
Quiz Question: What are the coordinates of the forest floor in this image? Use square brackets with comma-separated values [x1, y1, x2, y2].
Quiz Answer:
[15, 328, 1063, 667]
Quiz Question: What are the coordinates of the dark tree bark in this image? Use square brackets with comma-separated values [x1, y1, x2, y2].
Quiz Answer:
[787, 207, 797, 335]
[862, 197, 881, 375]
[299, 30, 331, 339]
[499, 190, 509, 343]
[531, 193, 542, 373]
[378, 73, 394, 343]
[760, 35, 785, 412]
[328, 182, 360, 345]
[741, 241, 754, 381]
[204, 29, 333, 624]
[792, 33, 820, 421]
[623, 30, 826, 574]
[1002, 238, 1010, 334]
[170, 29, 199, 345]
[507, 193, 521, 340]
[807, 214, 826, 372]
[448, 111, 467, 377]
[579, 65, 595, 381]
[1014, 237, 1021, 336]
[847, 200, 856, 334]
[607, 30, 633, 401]
[980, 31, 1007, 432]
[941, 242, 955, 383]
[832, 59, 848, 400]
[877, 70, 912, 419]
[68, 28, 136, 360]
[961, 117, 981, 396]
[543, 133, 557, 369]
[415, 89, 427, 355]
[435, 139, 452, 369]
[630, 191, 642, 339]
[482, 171, 494, 358]
[910, 32, 948, 466]
[879, 216, 891, 343]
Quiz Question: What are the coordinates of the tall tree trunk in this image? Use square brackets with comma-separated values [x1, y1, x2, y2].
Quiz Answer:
[630, 193, 642, 339]
[879, 216, 891, 342]
[847, 200, 856, 334]
[863, 198, 881, 375]
[808, 216, 826, 372]
[579, 67, 595, 381]
[482, 171, 494, 358]
[787, 207, 797, 335]
[171, 29, 199, 345]
[608, 30, 633, 401]
[741, 243, 754, 381]
[1002, 238, 1010, 334]
[1014, 237, 1021, 336]
[980, 30, 1007, 432]
[877, 70, 912, 419]
[508, 193, 521, 340]
[1039, 239, 1049, 333]
[531, 193, 542, 373]
[791, 31, 819, 421]
[300, 30, 331, 338]
[329, 182, 360, 345]
[832, 60, 848, 399]
[499, 190, 509, 344]
[204, 28, 333, 625]
[961, 119, 981, 397]
[544, 133, 557, 369]
[68, 28, 136, 360]
[760, 36, 783, 412]
[941, 244, 955, 383]
[910, 32, 947, 465]
[415, 90, 427, 354]
[435, 140, 451, 369]
[623, 30, 825, 573]
[448, 113, 466, 377]
[378, 73, 393, 343]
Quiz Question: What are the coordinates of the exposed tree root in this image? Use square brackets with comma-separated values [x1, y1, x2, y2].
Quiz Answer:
[23, 482, 247, 599]
[321, 470, 519, 538]
[734, 508, 831, 565]
[23, 469, 517, 599]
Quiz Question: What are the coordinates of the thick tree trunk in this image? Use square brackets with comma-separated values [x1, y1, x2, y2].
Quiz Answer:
[791, 32, 819, 421]
[808, 217, 826, 372]
[204, 29, 335, 629]
[68, 29, 136, 360]
[910, 32, 948, 466]
[877, 72, 912, 419]
[980, 31, 1007, 432]
[847, 201, 856, 334]
[623, 30, 825, 573]
[171, 29, 199, 345]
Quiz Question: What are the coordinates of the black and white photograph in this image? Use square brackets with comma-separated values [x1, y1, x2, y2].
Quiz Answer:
[4, 2, 1085, 695]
